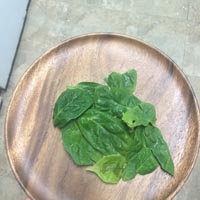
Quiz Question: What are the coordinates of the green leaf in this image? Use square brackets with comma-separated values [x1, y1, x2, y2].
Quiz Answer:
[52, 68, 174, 183]
[104, 69, 137, 96]
[94, 85, 141, 117]
[104, 69, 141, 108]
[76, 82, 102, 89]
[53, 88, 93, 128]
[117, 95, 141, 108]
[122, 161, 137, 181]
[77, 109, 132, 155]
[94, 85, 126, 117]
[87, 154, 127, 184]
[122, 133, 159, 181]
[122, 148, 158, 181]
[122, 102, 156, 128]
[75, 82, 102, 99]
[135, 126, 174, 176]
[62, 121, 102, 165]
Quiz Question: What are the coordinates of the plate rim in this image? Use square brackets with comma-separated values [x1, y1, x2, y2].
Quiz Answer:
[4, 32, 200, 200]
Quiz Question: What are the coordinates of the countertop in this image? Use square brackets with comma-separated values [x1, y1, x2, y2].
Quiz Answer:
[0, 0, 200, 199]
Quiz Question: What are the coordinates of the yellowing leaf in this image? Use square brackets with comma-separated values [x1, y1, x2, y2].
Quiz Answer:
[122, 102, 156, 128]
[87, 154, 126, 184]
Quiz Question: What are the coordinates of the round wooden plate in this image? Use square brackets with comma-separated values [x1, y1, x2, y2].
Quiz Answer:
[5, 33, 200, 200]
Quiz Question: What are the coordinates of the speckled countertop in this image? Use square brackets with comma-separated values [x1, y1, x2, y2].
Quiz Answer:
[0, 0, 200, 199]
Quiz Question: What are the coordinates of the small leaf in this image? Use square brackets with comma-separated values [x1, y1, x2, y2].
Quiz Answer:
[122, 102, 156, 128]
[87, 154, 127, 184]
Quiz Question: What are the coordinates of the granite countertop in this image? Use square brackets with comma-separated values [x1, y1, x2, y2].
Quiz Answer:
[0, 0, 200, 199]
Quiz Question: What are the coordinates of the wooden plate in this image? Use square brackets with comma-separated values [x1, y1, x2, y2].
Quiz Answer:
[5, 33, 200, 200]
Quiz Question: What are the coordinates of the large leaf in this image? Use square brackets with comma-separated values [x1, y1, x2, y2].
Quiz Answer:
[53, 88, 93, 128]
[87, 154, 127, 184]
[62, 121, 102, 165]
[77, 109, 132, 155]
[135, 126, 174, 175]
[122, 102, 156, 128]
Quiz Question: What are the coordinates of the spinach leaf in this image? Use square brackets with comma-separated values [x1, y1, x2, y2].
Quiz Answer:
[104, 69, 137, 96]
[122, 132, 158, 181]
[122, 102, 156, 128]
[76, 82, 102, 89]
[122, 148, 158, 181]
[62, 121, 102, 165]
[53, 88, 93, 128]
[122, 160, 137, 181]
[75, 82, 102, 99]
[116, 95, 141, 108]
[87, 154, 127, 184]
[77, 109, 132, 155]
[135, 126, 174, 175]
[53, 68, 174, 183]
[103, 69, 139, 111]
[94, 85, 126, 117]
[94, 85, 141, 117]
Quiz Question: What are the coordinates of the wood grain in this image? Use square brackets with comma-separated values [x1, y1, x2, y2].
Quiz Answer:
[5, 33, 200, 200]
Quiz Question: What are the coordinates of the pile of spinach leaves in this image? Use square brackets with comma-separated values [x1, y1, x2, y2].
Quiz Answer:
[53, 69, 174, 184]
